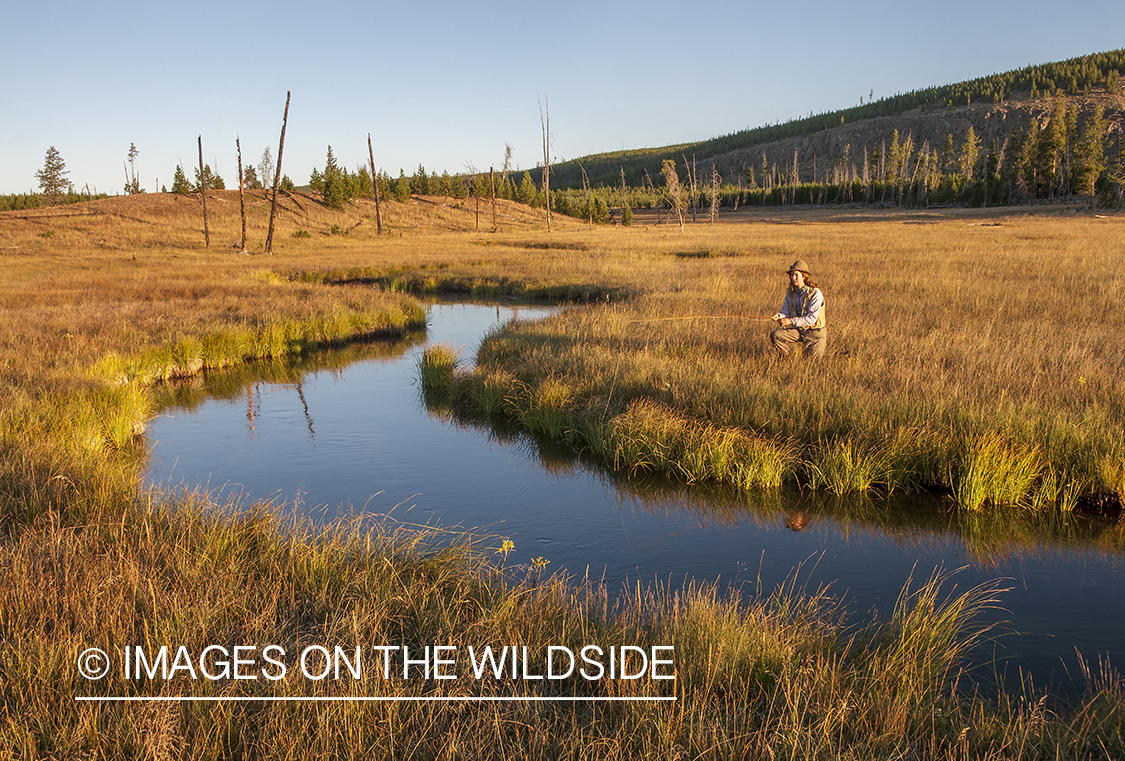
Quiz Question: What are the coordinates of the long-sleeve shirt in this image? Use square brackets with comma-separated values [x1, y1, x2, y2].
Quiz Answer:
[779, 286, 825, 329]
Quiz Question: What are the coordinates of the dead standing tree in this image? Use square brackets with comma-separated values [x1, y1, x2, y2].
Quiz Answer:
[621, 166, 629, 220]
[539, 96, 551, 232]
[236, 136, 248, 254]
[264, 90, 291, 256]
[683, 154, 697, 222]
[258, 146, 274, 189]
[198, 136, 210, 247]
[578, 162, 593, 227]
[465, 162, 480, 232]
[661, 159, 685, 232]
[124, 143, 141, 194]
[490, 166, 497, 233]
[708, 164, 721, 224]
[501, 143, 513, 191]
[367, 134, 383, 235]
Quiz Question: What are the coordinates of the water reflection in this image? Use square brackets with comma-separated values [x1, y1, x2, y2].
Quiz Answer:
[432, 403, 1124, 570]
[145, 303, 1124, 689]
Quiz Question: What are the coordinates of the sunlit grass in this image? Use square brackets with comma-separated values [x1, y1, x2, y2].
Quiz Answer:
[427, 211, 1125, 512]
[2, 196, 1123, 756]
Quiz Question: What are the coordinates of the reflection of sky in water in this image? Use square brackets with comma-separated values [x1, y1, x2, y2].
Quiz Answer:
[146, 303, 1124, 690]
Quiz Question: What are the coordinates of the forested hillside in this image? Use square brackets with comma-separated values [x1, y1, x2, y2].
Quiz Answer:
[550, 50, 1125, 188]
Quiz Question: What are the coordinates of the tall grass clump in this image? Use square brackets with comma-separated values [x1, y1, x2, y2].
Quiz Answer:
[519, 377, 577, 439]
[419, 343, 461, 396]
[954, 435, 1044, 510]
[593, 399, 797, 489]
[807, 436, 894, 494]
[463, 370, 519, 416]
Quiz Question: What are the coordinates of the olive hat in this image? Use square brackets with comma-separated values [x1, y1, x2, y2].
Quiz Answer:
[786, 260, 811, 275]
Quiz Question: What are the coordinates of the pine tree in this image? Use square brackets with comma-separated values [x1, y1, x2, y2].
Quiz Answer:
[450, 174, 467, 200]
[393, 170, 411, 202]
[1064, 104, 1079, 195]
[984, 139, 1001, 206]
[887, 129, 903, 183]
[171, 165, 192, 195]
[321, 146, 348, 210]
[516, 172, 536, 205]
[35, 146, 69, 205]
[193, 164, 224, 192]
[937, 134, 953, 178]
[960, 126, 980, 184]
[1021, 120, 1041, 202]
[1037, 99, 1067, 198]
[411, 165, 430, 196]
[471, 172, 489, 199]
[1074, 106, 1107, 204]
[242, 165, 262, 190]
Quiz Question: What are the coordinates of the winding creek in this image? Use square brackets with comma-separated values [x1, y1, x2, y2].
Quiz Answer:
[145, 302, 1124, 691]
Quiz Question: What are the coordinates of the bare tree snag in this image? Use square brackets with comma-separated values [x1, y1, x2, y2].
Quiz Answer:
[709, 164, 720, 224]
[578, 162, 591, 227]
[502, 143, 512, 188]
[661, 159, 685, 232]
[621, 166, 627, 218]
[368, 133, 383, 235]
[198, 135, 210, 248]
[539, 96, 551, 232]
[490, 166, 497, 233]
[236, 136, 248, 254]
[264, 90, 291, 256]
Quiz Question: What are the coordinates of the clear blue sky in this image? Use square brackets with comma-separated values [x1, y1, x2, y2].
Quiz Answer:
[1, 0, 1121, 194]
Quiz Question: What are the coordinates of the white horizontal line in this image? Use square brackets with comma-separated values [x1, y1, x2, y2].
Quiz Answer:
[76, 696, 676, 703]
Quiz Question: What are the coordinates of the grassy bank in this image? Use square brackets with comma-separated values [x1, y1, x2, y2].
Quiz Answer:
[7, 486, 1123, 759]
[419, 210, 1125, 512]
[2, 196, 1123, 757]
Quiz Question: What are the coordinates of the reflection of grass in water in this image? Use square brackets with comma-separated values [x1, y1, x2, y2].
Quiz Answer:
[424, 388, 1125, 566]
[150, 337, 422, 413]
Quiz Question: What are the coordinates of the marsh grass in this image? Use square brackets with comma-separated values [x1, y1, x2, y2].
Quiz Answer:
[808, 435, 895, 494]
[418, 343, 461, 397]
[954, 435, 1045, 511]
[3, 197, 1124, 756]
[431, 212, 1125, 514]
[5, 482, 1121, 759]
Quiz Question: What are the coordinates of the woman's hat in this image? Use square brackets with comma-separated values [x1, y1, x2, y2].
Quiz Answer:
[786, 260, 811, 275]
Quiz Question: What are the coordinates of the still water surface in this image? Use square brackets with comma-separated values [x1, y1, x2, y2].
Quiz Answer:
[146, 303, 1123, 689]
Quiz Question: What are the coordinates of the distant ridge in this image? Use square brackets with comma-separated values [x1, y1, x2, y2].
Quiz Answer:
[549, 49, 1125, 188]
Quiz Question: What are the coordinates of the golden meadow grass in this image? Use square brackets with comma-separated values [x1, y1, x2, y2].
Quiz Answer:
[418, 209, 1125, 512]
[2, 194, 1123, 757]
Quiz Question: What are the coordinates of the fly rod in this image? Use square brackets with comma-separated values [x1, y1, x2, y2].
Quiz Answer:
[628, 314, 775, 323]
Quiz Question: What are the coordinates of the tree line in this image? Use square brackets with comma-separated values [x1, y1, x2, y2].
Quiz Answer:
[294, 96, 1120, 229]
[547, 49, 1125, 189]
